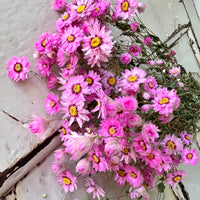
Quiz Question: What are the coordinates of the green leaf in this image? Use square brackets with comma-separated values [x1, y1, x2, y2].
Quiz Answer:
[158, 182, 165, 193]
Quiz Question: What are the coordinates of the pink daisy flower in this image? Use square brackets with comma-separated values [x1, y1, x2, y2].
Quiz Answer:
[141, 122, 160, 141]
[125, 165, 143, 188]
[152, 87, 180, 116]
[130, 22, 139, 32]
[170, 67, 181, 77]
[59, 120, 71, 141]
[120, 53, 132, 64]
[99, 118, 124, 139]
[88, 149, 108, 172]
[70, 0, 95, 20]
[82, 19, 114, 67]
[104, 139, 121, 157]
[57, 170, 77, 193]
[52, 161, 60, 174]
[54, 148, 65, 162]
[45, 93, 60, 115]
[91, 0, 110, 17]
[182, 148, 198, 165]
[158, 113, 174, 124]
[120, 67, 146, 92]
[62, 75, 89, 101]
[27, 115, 49, 138]
[114, 0, 138, 20]
[161, 135, 183, 154]
[35, 32, 54, 54]
[129, 45, 142, 57]
[61, 26, 83, 53]
[56, 11, 76, 33]
[84, 70, 102, 94]
[85, 178, 105, 200]
[166, 170, 186, 188]
[47, 74, 57, 90]
[53, 0, 66, 11]
[7, 56, 30, 82]
[180, 131, 193, 146]
[141, 104, 152, 113]
[114, 165, 128, 185]
[127, 113, 143, 127]
[37, 57, 51, 77]
[144, 76, 158, 94]
[61, 99, 89, 128]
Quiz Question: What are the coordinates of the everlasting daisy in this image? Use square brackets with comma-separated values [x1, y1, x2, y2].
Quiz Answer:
[180, 131, 193, 146]
[141, 122, 160, 141]
[120, 53, 132, 64]
[114, 0, 139, 20]
[53, 0, 66, 11]
[57, 170, 77, 193]
[129, 45, 142, 57]
[45, 93, 60, 115]
[84, 70, 101, 94]
[62, 75, 89, 101]
[120, 142, 136, 164]
[143, 36, 152, 46]
[54, 148, 65, 162]
[158, 113, 174, 124]
[114, 165, 128, 185]
[116, 96, 138, 112]
[152, 87, 180, 116]
[61, 99, 89, 128]
[85, 178, 105, 200]
[182, 148, 198, 165]
[82, 19, 114, 67]
[91, 0, 110, 17]
[130, 22, 139, 32]
[7, 56, 30, 82]
[104, 139, 121, 157]
[37, 57, 51, 77]
[144, 76, 158, 94]
[120, 67, 146, 92]
[47, 74, 58, 90]
[27, 115, 49, 138]
[170, 67, 181, 77]
[59, 120, 72, 141]
[76, 158, 91, 175]
[61, 26, 83, 53]
[166, 170, 186, 188]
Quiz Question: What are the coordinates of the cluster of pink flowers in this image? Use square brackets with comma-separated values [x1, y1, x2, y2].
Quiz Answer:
[7, 0, 199, 199]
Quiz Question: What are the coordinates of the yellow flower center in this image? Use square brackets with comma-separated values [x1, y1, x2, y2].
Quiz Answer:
[118, 170, 126, 177]
[122, 147, 130, 154]
[62, 177, 71, 185]
[147, 153, 154, 159]
[148, 82, 154, 88]
[174, 176, 181, 182]
[95, 7, 100, 12]
[91, 37, 101, 48]
[167, 141, 175, 149]
[66, 63, 71, 70]
[185, 135, 190, 140]
[42, 64, 47, 69]
[77, 5, 86, 13]
[85, 77, 93, 86]
[173, 70, 177, 74]
[143, 183, 148, 188]
[130, 172, 137, 178]
[128, 75, 138, 82]
[73, 84, 81, 93]
[67, 35, 75, 42]
[61, 128, 66, 135]
[69, 105, 78, 116]
[187, 153, 193, 159]
[121, 1, 129, 11]
[50, 101, 56, 107]
[41, 39, 47, 47]
[14, 63, 22, 72]
[139, 140, 147, 150]
[159, 97, 169, 105]
[62, 14, 69, 21]
[93, 154, 100, 163]
[108, 127, 116, 135]
[97, 100, 101, 106]
[108, 77, 116, 86]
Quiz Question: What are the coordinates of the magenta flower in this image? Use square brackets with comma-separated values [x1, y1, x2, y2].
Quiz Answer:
[143, 36, 153, 46]
[82, 19, 114, 67]
[142, 122, 160, 141]
[182, 148, 198, 165]
[85, 178, 105, 200]
[7, 56, 30, 82]
[170, 67, 181, 77]
[180, 131, 193, 146]
[54, 148, 65, 162]
[28, 115, 49, 138]
[130, 22, 139, 32]
[53, 0, 66, 11]
[47, 74, 57, 90]
[166, 170, 186, 188]
[104, 139, 121, 157]
[61, 26, 83, 53]
[158, 113, 174, 124]
[129, 45, 142, 57]
[57, 170, 77, 193]
[76, 158, 91, 175]
[115, 96, 138, 112]
[120, 67, 146, 92]
[37, 57, 51, 77]
[91, 0, 110, 17]
[137, 2, 146, 13]
[45, 93, 60, 115]
[144, 76, 158, 94]
[120, 53, 132, 64]
[114, 0, 139, 20]
[152, 87, 180, 116]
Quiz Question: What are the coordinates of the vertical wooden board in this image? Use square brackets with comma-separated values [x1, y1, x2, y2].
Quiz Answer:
[0, 0, 61, 173]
